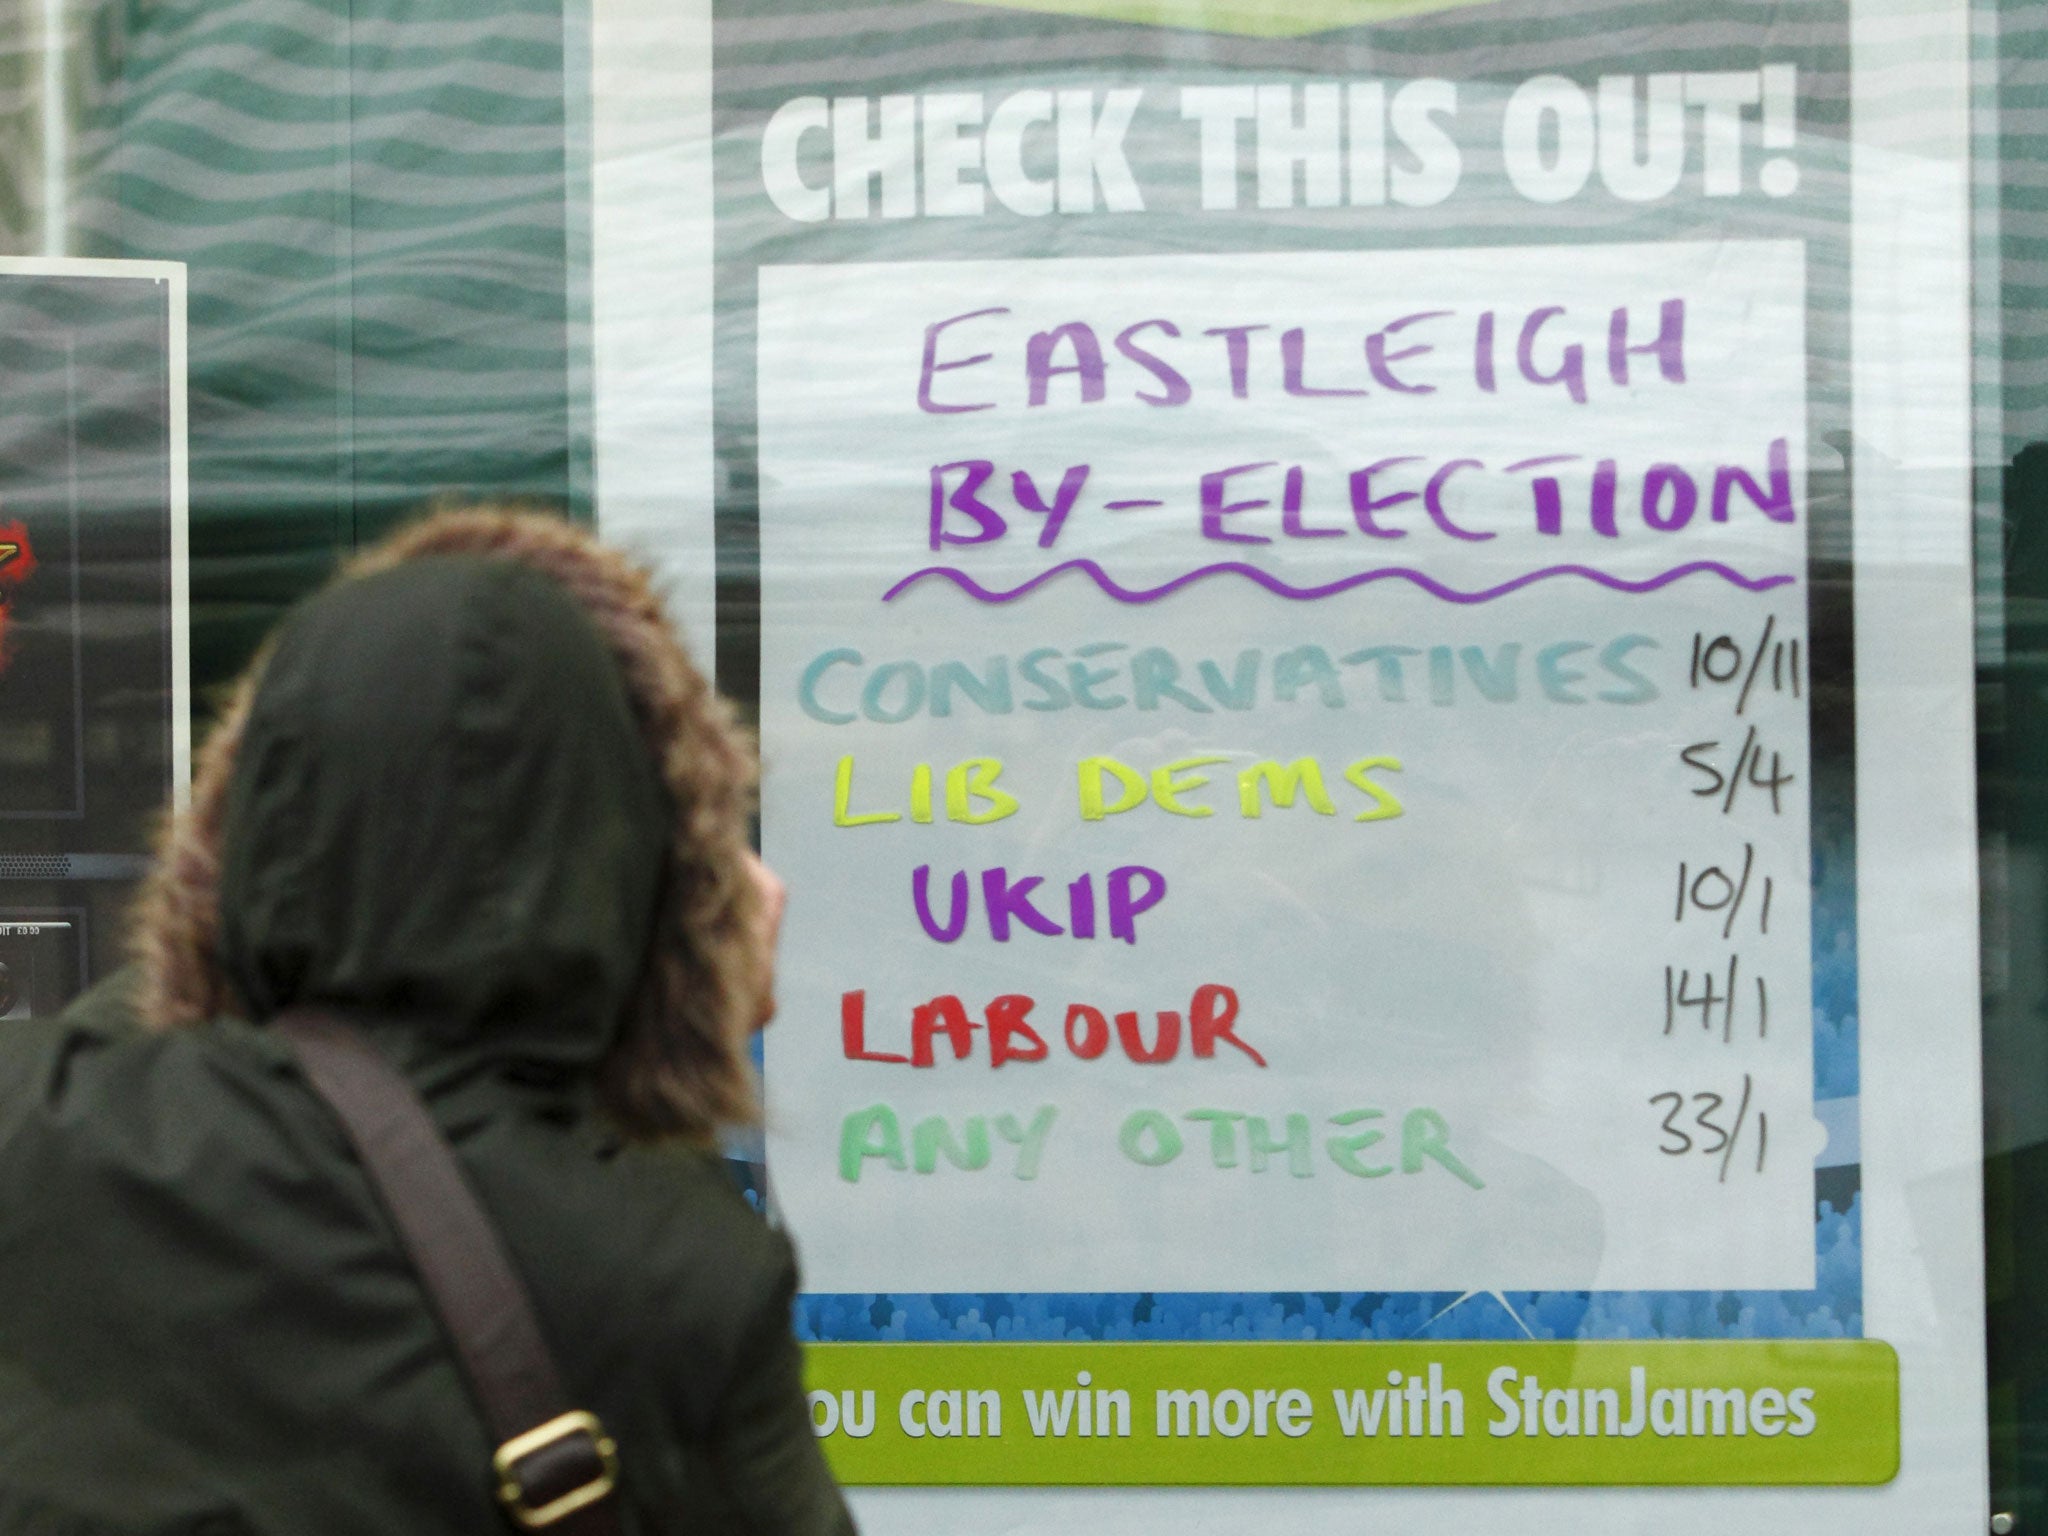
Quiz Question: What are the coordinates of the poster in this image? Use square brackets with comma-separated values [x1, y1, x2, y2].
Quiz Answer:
[763, 238, 1826, 1303]
[0, 260, 188, 1005]
[596, 0, 1986, 1524]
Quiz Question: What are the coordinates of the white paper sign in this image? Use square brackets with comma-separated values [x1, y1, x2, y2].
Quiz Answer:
[760, 240, 1821, 1294]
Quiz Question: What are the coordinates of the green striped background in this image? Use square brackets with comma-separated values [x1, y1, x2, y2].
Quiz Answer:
[37, 0, 580, 699]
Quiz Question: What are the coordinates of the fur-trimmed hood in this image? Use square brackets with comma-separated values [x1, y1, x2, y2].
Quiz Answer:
[133, 508, 764, 1140]
[218, 554, 667, 1080]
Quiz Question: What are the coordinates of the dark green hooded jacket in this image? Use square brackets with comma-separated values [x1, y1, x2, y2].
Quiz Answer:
[0, 558, 854, 1535]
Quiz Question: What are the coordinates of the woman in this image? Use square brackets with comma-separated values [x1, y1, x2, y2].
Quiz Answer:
[0, 509, 854, 1534]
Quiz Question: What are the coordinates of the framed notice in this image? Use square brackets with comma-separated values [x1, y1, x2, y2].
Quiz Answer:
[0, 259, 189, 1009]
[596, 0, 1987, 1526]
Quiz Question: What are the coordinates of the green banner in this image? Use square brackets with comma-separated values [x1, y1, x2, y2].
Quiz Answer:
[804, 1340, 1898, 1486]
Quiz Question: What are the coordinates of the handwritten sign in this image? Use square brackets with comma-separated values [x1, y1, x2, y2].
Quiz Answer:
[760, 238, 1819, 1294]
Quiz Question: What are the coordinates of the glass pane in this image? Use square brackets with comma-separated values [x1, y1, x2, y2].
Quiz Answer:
[0, 0, 2024, 1527]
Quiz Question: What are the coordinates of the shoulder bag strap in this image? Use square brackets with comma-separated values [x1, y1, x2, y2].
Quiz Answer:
[272, 1007, 624, 1535]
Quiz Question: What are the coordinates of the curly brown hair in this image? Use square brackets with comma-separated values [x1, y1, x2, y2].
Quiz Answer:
[131, 503, 764, 1143]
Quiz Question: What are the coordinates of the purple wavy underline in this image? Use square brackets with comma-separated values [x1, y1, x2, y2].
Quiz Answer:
[881, 559, 1798, 607]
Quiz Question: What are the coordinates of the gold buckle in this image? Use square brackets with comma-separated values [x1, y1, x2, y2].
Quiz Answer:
[493, 1410, 620, 1530]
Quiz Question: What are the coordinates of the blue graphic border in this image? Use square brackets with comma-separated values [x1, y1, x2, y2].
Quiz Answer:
[768, 749, 1862, 1346]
